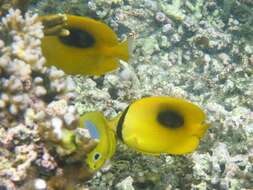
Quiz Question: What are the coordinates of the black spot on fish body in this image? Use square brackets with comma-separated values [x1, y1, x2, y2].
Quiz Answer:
[59, 28, 95, 48]
[157, 110, 184, 128]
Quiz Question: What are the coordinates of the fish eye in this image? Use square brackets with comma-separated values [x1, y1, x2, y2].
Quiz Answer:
[93, 152, 101, 162]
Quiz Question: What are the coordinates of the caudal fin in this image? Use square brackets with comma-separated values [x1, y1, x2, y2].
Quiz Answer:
[115, 36, 134, 62]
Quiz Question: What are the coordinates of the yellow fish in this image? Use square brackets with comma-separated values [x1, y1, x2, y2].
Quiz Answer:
[79, 112, 116, 170]
[109, 96, 209, 155]
[41, 15, 129, 75]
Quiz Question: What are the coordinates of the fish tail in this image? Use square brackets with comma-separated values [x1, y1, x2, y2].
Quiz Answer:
[116, 40, 129, 61]
[107, 114, 122, 133]
[115, 36, 134, 61]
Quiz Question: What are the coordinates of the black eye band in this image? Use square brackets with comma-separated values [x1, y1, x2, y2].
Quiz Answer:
[59, 28, 95, 48]
[116, 106, 130, 141]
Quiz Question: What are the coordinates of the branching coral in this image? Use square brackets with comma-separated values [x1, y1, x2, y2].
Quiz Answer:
[0, 9, 96, 189]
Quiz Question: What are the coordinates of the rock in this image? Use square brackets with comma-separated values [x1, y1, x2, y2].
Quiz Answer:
[116, 176, 135, 190]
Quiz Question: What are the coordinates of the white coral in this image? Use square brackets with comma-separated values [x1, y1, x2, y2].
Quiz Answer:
[0, 9, 82, 187]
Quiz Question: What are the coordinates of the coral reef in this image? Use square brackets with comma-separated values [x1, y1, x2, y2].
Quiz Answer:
[29, 0, 92, 17]
[0, 0, 30, 16]
[158, 0, 185, 22]
[62, 0, 252, 189]
[0, 9, 96, 189]
[1, 0, 253, 189]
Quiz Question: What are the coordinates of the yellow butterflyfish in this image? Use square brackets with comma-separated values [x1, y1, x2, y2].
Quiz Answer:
[41, 15, 129, 75]
[79, 112, 116, 171]
[109, 96, 209, 155]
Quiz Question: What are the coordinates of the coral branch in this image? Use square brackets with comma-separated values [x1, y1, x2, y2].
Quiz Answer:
[0, 9, 96, 189]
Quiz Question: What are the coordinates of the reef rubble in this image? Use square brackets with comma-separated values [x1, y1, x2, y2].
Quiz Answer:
[1, 0, 252, 189]
[67, 1, 253, 189]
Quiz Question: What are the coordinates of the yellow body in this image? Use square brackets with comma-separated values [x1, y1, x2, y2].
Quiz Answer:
[79, 112, 116, 170]
[41, 15, 129, 75]
[109, 96, 209, 155]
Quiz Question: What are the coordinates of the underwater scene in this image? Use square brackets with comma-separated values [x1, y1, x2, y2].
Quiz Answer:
[0, 0, 252, 190]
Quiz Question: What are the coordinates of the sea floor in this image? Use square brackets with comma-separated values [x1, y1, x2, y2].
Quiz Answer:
[0, 0, 253, 189]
